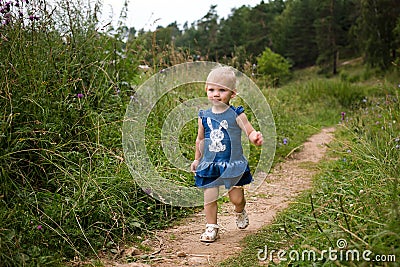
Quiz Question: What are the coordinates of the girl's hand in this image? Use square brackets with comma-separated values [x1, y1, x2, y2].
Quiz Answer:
[249, 131, 263, 146]
[190, 159, 200, 173]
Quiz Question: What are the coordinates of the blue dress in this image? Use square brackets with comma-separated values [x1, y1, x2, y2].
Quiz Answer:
[195, 105, 253, 189]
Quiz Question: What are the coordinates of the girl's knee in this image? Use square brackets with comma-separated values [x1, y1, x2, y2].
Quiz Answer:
[204, 187, 219, 205]
[229, 187, 245, 206]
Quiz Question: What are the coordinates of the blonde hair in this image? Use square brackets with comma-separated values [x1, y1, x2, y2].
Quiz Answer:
[205, 66, 237, 91]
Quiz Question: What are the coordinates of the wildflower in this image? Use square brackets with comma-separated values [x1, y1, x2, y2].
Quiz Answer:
[362, 98, 367, 103]
[341, 112, 346, 121]
[1, 4, 10, 13]
[396, 144, 400, 149]
[28, 15, 39, 21]
[37, 225, 43, 230]
[359, 189, 364, 194]
[144, 188, 152, 195]
[395, 138, 399, 142]
[347, 149, 352, 153]
[283, 138, 288, 145]
[77, 93, 84, 99]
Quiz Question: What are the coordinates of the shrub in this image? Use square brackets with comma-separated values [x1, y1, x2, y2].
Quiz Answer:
[256, 47, 292, 86]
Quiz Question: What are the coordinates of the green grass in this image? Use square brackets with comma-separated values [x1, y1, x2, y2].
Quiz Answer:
[266, 77, 374, 163]
[0, 2, 191, 265]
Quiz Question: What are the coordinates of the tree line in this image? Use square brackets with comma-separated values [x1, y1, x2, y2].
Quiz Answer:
[124, 0, 400, 73]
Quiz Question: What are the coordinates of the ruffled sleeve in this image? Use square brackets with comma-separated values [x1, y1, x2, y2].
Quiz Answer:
[234, 105, 244, 115]
[198, 109, 204, 118]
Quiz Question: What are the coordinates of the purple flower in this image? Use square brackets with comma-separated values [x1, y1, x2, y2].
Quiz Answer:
[283, 138, 288, 145]
[347, 149, 352, 153]
[28, 15, 39, 21]
[37, 225, 42, 230]
[144, 188, 152, 195]
[1, 6, 10, 14]
[77, 93, 84, 99]
[341, 112, 346, 121]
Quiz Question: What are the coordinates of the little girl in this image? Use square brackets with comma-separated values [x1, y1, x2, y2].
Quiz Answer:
[190, 66, 263, 242]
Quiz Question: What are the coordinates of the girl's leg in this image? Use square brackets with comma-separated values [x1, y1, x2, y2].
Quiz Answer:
[229, 186, 249, 229]
[228, 186, 246, 212]
[204, 187, 219, 224]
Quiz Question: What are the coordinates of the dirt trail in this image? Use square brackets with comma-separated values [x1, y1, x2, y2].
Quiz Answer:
[111, 127, 335, 267]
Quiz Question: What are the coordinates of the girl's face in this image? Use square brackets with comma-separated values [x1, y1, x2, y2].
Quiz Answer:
[206, 85, 236, 107]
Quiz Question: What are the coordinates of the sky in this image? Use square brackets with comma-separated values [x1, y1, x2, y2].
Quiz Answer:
[100, 0, 263, 31]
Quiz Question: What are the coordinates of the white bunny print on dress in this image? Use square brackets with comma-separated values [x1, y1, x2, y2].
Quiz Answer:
[207, 117, 228, 152]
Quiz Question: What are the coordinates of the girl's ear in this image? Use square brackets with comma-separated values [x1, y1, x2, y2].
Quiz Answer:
[231, 90, 237, 98]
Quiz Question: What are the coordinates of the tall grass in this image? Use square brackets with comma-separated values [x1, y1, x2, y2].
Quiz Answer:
[266, 78, 371, 162]
[0, 1, 191, 265]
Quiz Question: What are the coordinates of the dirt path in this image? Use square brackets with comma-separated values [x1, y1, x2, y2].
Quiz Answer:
[111, 127, 335, 267]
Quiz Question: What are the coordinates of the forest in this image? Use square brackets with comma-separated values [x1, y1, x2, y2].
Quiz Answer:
[129, 0, 400, 73]
[0, 0, 399, 266]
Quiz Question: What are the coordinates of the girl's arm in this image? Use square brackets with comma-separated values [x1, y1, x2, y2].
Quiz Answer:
[190, 117, 205, 173]
[236, 113, 263, 146]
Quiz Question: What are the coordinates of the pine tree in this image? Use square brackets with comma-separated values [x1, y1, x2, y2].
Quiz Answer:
[356, 0, 400, 68]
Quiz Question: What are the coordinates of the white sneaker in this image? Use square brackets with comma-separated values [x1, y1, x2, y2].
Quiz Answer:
[235, 209, 249, 229]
